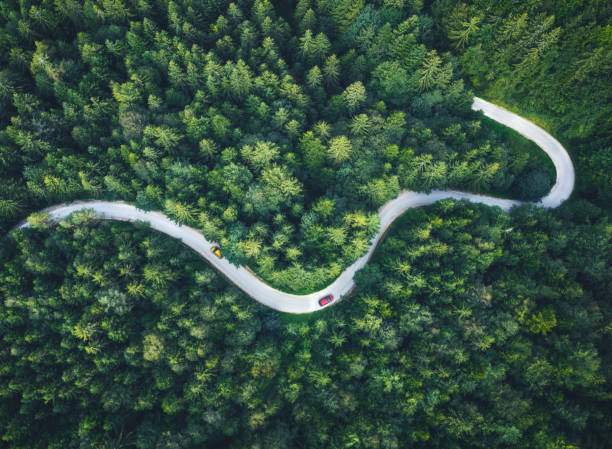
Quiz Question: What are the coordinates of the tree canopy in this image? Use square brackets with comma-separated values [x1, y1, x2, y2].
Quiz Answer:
[0, 200, 609, 448]
[0, 1, 610, 448]
[0, 0, 556, 292]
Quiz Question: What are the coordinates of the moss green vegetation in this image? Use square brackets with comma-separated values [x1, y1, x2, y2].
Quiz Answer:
[431, 0, 612, 206]
[1, 201, 609, 448]
[0, 0, 554, 293]
[0, 1, 610, 448]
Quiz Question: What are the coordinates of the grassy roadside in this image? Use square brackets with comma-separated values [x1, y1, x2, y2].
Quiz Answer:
[243, 265, 330, 296]
[482, 114, 557, 184]
[477, 91, 572, 163]
[480, 94, 558, 133]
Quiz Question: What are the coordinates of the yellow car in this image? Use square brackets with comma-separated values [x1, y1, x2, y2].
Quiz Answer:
[211, 246, 222, 259]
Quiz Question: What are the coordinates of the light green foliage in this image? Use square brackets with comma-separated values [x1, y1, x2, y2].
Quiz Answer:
[327, 135, 353, 164]
[342, 81, 366, 113]
[322, 53, 340, 85]
[299, 30, 331, 64]
[165, 199, 195, 224]
[306, 65, 323, 88]
[298, 131, 326, 169]
[0, 199, 22, 218]
[418, 50, 452, 92]
[350, 113, 370, 136]
[143, 333, 165, 361]
[240, 141, 279, 171]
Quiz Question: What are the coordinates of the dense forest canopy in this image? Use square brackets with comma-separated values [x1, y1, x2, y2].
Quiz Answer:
[431, 0, 612, 205]
[0, 201, 609, 448]
[0, 0, 557, 292]
[0, 0, 610, 448]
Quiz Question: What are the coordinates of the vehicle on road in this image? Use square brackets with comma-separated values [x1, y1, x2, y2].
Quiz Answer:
[12, 98, 572, 314]
[319, 295, 334, 307]
[211, 246, 222, 259]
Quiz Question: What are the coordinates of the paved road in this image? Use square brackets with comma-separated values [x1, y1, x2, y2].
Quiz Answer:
[15, 98, 574, 313]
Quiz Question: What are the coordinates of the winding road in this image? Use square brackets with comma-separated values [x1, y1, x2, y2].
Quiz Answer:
[15, 98, 574, 314]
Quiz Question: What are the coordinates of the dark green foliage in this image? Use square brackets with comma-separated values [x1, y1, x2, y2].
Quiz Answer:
[1, 2, 610, 448]
[353, 262, 384, 290]
[1, 203, 609, 448]
[512, 168, 553, 201]
[0, 0, 552, 291]
[430, 0, 612, 206]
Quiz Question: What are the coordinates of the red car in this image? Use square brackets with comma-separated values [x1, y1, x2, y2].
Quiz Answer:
[318, 295, 334, 307]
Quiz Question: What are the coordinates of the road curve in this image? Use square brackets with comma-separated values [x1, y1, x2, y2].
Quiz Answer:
[14, 98, 574, 314]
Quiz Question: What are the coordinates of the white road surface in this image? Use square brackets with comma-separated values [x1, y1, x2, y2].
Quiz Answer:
[14, 98, 574, 313]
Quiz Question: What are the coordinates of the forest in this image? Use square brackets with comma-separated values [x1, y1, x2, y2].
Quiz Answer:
[0, 0, 558, 292]
[431, 0, 611, 205]
[0, 0, 610, 448]
[1, 200, 609, 448]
